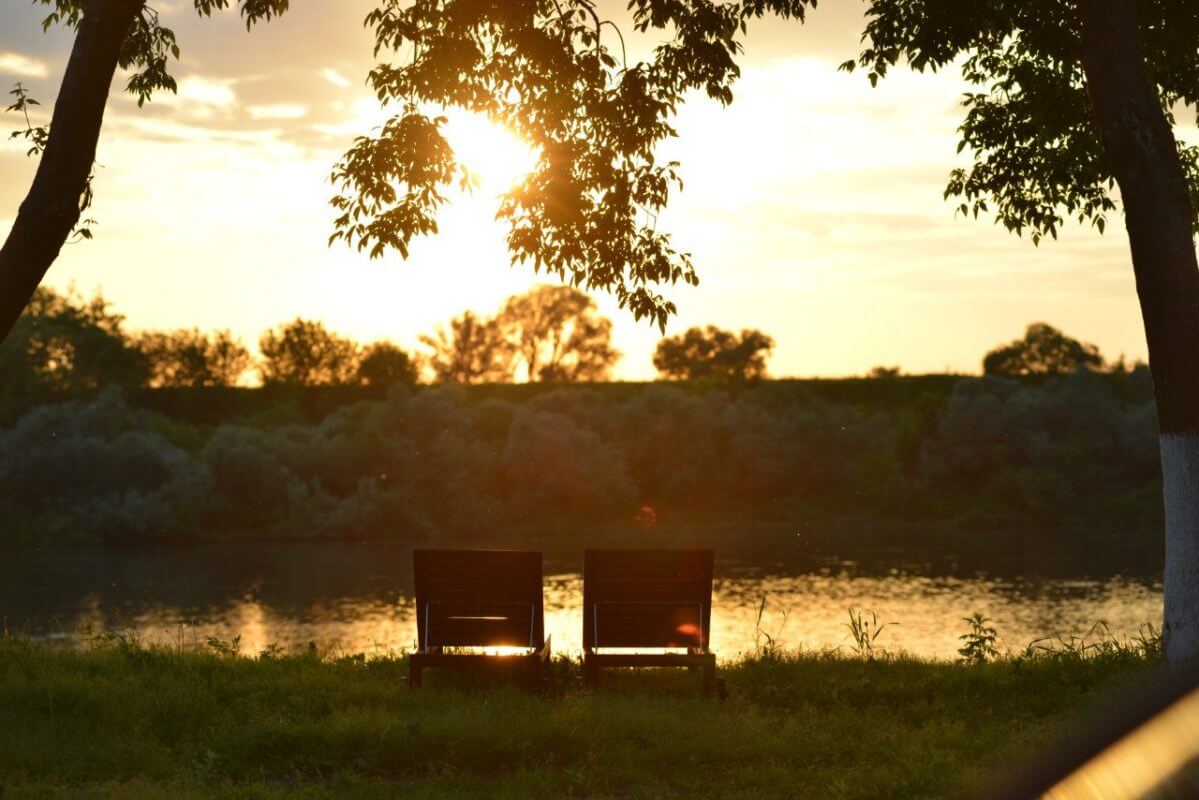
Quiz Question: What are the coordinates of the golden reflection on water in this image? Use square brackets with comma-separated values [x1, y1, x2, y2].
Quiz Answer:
[115, 570, 1162, 660]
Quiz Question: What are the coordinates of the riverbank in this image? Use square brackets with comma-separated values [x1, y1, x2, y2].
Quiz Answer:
[0, 634, 1156, 799]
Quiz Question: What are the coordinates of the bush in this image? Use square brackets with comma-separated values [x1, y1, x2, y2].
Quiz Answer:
[0, 373, 1163, 541]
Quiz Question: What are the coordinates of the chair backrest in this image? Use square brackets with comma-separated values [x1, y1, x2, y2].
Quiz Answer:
[413, 549, 544, 650]
[583, 549, 714, 651]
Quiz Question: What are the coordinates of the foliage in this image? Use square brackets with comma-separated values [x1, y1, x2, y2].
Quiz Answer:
[330, 0, 793, 327]
[0, 287, 147, 400]
[331, 0, 1199, 330]
[843, 0, 1199, 242]
[15, 1, 291, 247]
[258, 318, 359, 386]
[982, 322, 1104, 377]
[0, 388, 209, 539]
[498, 285, 620, 382]
[653, 324, 774, 382]
[420, 310, 514, 384]
[0, 633, 1155, 798]
[914, 370, 1159, 517]
[136, 328, 251, 387]
[752, 595, 791, 659]
[958, 613, 999, 664]
[0, 370, 1164, 542]
[6, 82, 48, 157]
[355, 341, 420, 389]
[843, 607, 895, 660]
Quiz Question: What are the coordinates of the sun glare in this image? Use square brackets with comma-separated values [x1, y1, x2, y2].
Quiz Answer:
[443, 112, 538, 194]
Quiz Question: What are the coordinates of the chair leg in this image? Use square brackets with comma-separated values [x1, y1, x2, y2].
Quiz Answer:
[525, 659, 544, 689]
[702, 664, 717, 697]
[409, 661, 422, 689]
[583, 660, 599, 688]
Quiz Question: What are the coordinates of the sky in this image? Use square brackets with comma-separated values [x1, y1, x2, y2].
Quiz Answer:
[0, 1, 1169, 379]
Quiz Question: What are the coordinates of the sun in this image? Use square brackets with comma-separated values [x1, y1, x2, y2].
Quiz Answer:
[442, 111, 539, 194]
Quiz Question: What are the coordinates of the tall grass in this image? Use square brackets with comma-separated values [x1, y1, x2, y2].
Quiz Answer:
[0, 618, 1159, 799]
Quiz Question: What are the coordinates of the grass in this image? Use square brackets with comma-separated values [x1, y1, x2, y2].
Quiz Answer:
[0, 624, 1159, 800]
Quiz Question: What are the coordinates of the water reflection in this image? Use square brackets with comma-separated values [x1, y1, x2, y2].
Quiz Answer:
[1, 537, 1162, 660]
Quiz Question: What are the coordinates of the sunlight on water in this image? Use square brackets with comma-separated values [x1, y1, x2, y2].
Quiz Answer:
[67, 567, 1160, 661]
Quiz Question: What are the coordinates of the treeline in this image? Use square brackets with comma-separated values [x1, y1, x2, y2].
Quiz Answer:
[0, 367, 1160, 542]
[0, 285, 776, 417]
[0, 284, 618, 399]
[1, 289, 1159, 541]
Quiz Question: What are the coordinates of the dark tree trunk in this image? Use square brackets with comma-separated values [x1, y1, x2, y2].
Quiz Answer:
[0, 0, 142, 342]
[1080, 0, 1199, 667]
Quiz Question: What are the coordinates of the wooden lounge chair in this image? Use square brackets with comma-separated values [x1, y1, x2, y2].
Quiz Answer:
[409, 549, 551, 688]
[582, 548, 718, 695]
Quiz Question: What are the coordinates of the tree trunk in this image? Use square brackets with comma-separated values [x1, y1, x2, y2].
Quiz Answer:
[1080, 0, 1199, 668]
[0, 0, 142, 343]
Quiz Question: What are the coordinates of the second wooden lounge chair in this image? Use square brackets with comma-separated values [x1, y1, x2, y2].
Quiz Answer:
[409, 549, 551, 688]
[582, 548, 718, 695]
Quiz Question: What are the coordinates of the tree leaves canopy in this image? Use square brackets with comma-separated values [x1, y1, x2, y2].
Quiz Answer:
[653, 324, 773, 381]
[420, 310, 515, 383]
[332, 0, 807, 330]
[333, 0, 1199, 325]
[0, 287, 147, 395]
[498, 284, 620, 382]
[37, 0, 289, 105]
[258, 318, 359, 386]
[137, 328, 251, 387]
[982, 321, 1104, 377]
[843, 0, 1199, 243]
[356, 341, 421, 388]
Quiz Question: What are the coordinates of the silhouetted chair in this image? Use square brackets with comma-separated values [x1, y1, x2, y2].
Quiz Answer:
[582, 548, 718, 695]
[409, 549, 551, 688]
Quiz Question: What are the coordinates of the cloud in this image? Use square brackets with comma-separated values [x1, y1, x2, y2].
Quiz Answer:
[248, 104, 307, 120]
[177, 76, 237, 107]
[321, 68, 352, 88]
[0, 51, 48, 78]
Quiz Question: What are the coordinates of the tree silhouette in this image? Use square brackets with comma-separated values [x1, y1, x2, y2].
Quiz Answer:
[137, 328, 250, 387]
[356, 341, 420, 389]
[259, 318, 359, 387]
[0, 286, 146, 394]
[334, 0, 1199, 666]
[499, 285, 620, 382]
[653, 326, 773, 382]
[420, 311, 514, 384]
[0, 0, 289, 344]
[983, 323, 1104, 378]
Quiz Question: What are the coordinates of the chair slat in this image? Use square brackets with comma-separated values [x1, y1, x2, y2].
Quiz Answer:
[583, 549, 714, 651]
[414, 549, 544, 650]
[424, 602, 536, 648]
[593, 601, 705, 648]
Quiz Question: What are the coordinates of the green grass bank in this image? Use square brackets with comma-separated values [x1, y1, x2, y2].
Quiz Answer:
[0, 634, 1157, 799]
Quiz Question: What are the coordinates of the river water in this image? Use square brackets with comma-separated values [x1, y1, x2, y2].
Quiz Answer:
[1, 530, 1162, 660]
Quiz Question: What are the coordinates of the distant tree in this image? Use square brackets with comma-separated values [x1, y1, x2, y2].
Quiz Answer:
[983, 323, 1105, 378]
[258, 318, 359, 386]
[499, 285, 620, 382]
[0, 286, 146, 394]
[356, 341, 420, 388]
[653, 326, 773, 382]
[420, 311, 514, 384]
[136, 328, 250, 387]
[868, 366, 902, 379]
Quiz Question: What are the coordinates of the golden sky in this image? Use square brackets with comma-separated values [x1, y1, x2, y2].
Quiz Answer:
[0, 0, 1170, 379]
